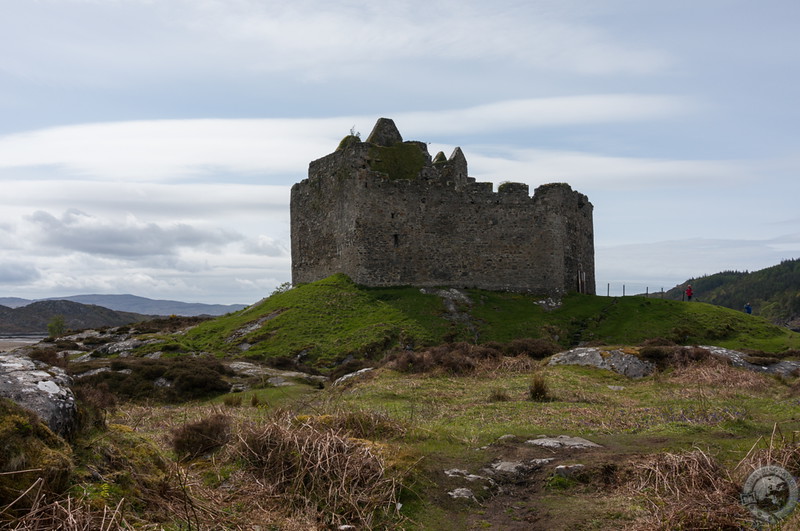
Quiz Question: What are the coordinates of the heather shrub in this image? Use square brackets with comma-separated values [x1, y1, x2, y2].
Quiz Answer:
[74, 382, 117, 429]
[639, 346, 673, 369]
[671, 346, 716, 367]
[172, 413, 231, 460]
[75, 357, 232, 403]
[28, 347, 67, 369]
[503, 338, 560, 359]
[639, 337, 676, 347]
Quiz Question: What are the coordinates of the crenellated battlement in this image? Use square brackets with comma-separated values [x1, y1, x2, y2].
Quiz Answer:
[290, 118, 595, 295]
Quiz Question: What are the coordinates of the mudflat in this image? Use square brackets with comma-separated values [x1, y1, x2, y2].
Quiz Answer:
[0, 337, 42, 352]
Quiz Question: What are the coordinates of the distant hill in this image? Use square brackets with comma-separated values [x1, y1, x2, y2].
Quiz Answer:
[0, 294, 247, 317]
[664, 258, 800, 330]
[0, 300, 152, 335]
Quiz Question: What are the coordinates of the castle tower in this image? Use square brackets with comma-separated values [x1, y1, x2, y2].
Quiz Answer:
[290, 118, 595, 295]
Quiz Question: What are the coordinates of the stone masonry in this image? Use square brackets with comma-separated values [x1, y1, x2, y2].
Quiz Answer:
[290, 118, 595, 295]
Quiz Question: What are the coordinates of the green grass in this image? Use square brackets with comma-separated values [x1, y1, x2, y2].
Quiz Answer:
[304, 359, 800, 528]
[138, 275, 800, 371]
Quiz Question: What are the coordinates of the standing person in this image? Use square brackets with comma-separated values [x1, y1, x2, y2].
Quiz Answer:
[745, 302, 752, 314]
[685, 285, 693, 301]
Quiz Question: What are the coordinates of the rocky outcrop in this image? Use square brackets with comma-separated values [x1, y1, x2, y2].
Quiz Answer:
[548, 347, 655, 378]
[698, 345, 800, 377]
[0, 353, 77, 437]
[548, 345, 800, 378]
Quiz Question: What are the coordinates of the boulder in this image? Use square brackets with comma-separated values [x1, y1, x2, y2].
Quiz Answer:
[548, 347, 655, 378]
[0, 353, 77, 438]
[525, 435, 602, 450]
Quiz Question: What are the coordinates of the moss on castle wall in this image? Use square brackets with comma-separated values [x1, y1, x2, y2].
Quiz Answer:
[367, 143, 428, 180]
[336, 135, 361, 151]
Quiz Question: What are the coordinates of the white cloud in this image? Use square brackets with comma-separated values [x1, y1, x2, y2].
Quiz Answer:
[26, 209, 242, 257]
[463, 147, 746, 190]
[397, 95, 691, 136]
[0, 0, 672, 94]
[0, 95, 689, 181]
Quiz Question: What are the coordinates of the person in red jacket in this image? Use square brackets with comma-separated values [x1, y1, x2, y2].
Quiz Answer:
[685, 285, 693, 301]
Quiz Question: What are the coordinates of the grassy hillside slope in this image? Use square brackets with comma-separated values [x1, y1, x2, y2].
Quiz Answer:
[665, 258, 800, 327]
[156, 274, 800, 371]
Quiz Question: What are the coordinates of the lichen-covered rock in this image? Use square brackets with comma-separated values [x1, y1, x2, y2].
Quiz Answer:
[0, 353, 77, 437]
[525, 435, 602, 450]
[548, 347, 655, 378]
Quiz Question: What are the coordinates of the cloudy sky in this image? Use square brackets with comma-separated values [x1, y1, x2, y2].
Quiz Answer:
[1, 0, 798, 304]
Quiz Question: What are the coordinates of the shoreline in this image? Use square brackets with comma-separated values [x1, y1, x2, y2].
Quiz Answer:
[0, 336, 46, 353]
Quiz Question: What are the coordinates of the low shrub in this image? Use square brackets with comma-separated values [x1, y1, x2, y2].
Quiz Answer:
[639, 337, 676, 347]
[670, 346, 716, 367]
[236, 414, 399, 527]
[640, 345, 726, 371]
[639, 346, 673, 369]
[488, 387, 511, 402]
[172, 413, 231, 460]
[74, 382, 117, 429]
[74, 357, 233, 403]
[223, 395, 243, 407]
[528, 372, 550, 401]
[300, 410, 407, 440]
[503, 338, 560, 359]
[28, 347, 68, 369]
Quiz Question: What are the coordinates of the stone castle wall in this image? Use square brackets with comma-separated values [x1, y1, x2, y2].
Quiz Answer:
[290, 118, 595, 295]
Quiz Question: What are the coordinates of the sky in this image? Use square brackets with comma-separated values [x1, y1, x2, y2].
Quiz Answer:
[1, 0, 798, 305]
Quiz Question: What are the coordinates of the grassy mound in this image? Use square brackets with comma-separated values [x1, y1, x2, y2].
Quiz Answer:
[135, 274, 799, 372]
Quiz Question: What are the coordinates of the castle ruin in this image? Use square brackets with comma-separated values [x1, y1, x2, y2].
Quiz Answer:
[290, 118, 595, 295]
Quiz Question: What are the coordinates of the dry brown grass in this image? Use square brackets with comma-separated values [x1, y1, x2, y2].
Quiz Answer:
[734, 424, 800, 480]
[668, 356, 774, 391]
[1, 479, 130, 530]
[622, 448, 753, 530]
[621, 428, 800, 530]
[234, 412, 401, 528]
